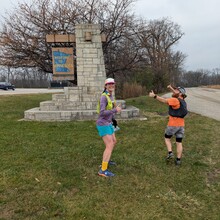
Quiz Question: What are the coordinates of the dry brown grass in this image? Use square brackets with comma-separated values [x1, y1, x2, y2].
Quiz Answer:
[122, 82, 146, 99]
[201, 85, 220, 89]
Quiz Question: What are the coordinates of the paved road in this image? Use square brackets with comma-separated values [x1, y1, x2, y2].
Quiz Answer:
[164, 87, 220, 121]
[0, 88, 64, 96]
[186, 87, 220, 121]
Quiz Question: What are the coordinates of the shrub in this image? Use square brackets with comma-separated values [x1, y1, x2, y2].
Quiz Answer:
[122, 82, 146, 99]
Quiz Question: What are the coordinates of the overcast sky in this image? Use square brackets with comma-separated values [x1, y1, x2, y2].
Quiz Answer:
[135, 0, 220, 71]
[0, 0, 220, 71]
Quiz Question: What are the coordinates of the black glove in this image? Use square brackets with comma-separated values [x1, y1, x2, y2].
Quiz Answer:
[112, 118, 118, 128]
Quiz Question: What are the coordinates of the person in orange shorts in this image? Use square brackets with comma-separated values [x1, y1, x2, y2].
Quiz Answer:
[149, 85, 188, 165]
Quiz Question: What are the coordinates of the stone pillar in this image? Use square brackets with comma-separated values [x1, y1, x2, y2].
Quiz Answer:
[75, 24, 106, 94]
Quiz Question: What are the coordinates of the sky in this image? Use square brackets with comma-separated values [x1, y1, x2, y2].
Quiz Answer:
[0, 0, 220, 71]
[134, 0, 220, 71]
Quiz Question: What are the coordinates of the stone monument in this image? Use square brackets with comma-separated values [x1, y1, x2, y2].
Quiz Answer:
[24, 24, 139, 121]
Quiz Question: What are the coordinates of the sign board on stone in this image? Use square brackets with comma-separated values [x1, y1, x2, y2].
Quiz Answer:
[52, 48, 74, 76]
[46, 34, 75, 43]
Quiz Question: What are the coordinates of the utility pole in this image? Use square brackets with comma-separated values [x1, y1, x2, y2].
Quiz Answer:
[7, 66, 10, 82]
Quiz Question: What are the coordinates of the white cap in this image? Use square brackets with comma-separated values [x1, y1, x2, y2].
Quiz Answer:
[105, 78, 115, 85]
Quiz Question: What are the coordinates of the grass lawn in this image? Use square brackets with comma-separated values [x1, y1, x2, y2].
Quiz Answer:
[0, 94, 220, 220]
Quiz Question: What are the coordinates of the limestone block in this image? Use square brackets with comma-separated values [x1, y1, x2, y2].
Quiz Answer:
[85, 102, 93, 109]
[132, 108, 140, 117]
[84, 67, 93, 73]
[77, 44, 95, 48]
[60, 111, 72, 120]
[25, 112, 35, 120]
[52, 94, 66, 101]
[75, 29, 83, 38]
[77, 78, 85, 86]
[92, 35, 101, 43]
[98, 50, 104, 57]
[92, 58, 100, 65]
[82, 95, 95, 101]
[35, 111, 61, 121]
[120, 109, 133, 118]
[84, 48, 97, 54]
[93, 43, 102, 49]
[77, 65, 84, 72]
[76, 58, 84, 64]
[69, 94, 80, 102]
[83, 53, 98, 58]
[41, 105, 59, 111]
[40, 100, 55, 106]
[82, 111, 93, 117]
[83, 60, 93, 65]
[82, 87, 88, 93]
[24, 107, 40, 120]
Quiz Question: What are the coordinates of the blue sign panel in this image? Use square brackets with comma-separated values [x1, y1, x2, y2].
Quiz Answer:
[52, 48, 74, 75]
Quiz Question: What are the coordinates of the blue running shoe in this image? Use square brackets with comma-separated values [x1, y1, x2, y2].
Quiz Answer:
[108, 160, 117, 166]
[98, 169, 115, 177]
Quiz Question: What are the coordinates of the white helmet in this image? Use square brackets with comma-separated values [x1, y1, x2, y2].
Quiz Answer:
[105, 78, 115, 85]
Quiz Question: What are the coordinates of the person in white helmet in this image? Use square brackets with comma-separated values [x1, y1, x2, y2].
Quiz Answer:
[149, 85, 188, 166]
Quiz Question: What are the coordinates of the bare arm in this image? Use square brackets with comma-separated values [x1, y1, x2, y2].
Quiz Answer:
[167, 84, 179, 95]
[149, 90, 168, 104]
[167, 84, 175, 93]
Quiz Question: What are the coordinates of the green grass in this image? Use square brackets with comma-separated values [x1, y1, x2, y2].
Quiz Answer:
[0, 94, 220, 220]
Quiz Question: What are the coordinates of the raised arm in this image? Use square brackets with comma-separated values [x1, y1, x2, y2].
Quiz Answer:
[149, 90, 168, 104]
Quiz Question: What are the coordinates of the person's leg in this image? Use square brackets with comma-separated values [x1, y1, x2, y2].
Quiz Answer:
[165, 136, 172, 152]
[112, 133, 117, 148]
[97, 125, 116, 176]
[165, 136, 174, 160]
[164, 127, 174, 152]
[175, 140, 183, 165]
[175, 127, 184, 165]
[107, 133, 117, 165]
[176, 141, 183, 159]
[164, 126, 175, 160]
[101, 134, 114, 171]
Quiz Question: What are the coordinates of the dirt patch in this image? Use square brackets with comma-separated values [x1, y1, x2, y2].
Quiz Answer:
[207, 168, 220, 184]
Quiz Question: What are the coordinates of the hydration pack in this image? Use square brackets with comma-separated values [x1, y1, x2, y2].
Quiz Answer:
[169, 98, 188, 118]
[97, 92, 115, 114]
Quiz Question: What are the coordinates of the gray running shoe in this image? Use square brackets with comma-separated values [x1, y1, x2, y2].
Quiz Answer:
[175, 159, 181, 166]
[166, 152, 174, 161]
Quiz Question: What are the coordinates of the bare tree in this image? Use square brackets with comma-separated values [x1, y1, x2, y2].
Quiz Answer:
[0, 0, 138, 76]
[0, 0, 188, 92]
[168, 50, 187, 85]
[137, 18, 185, 92]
